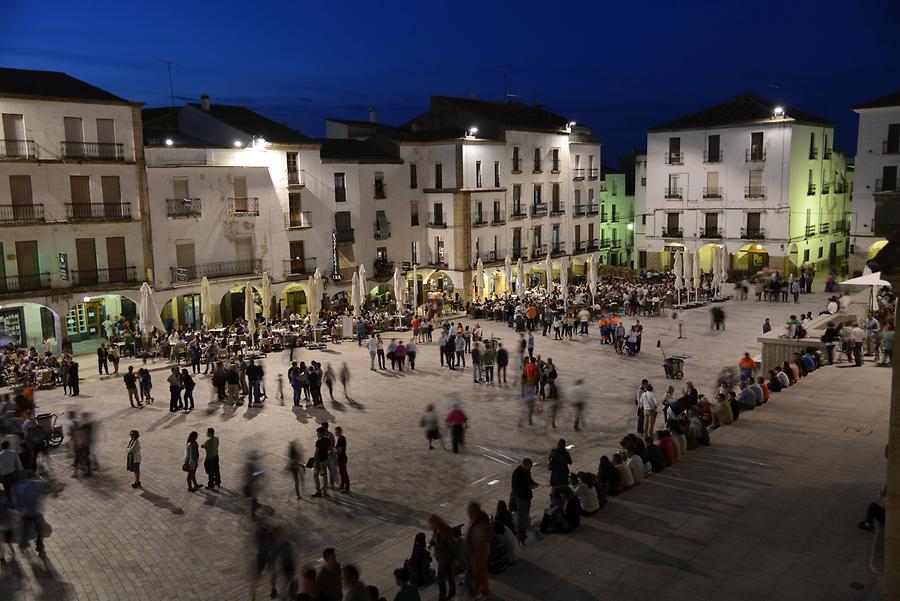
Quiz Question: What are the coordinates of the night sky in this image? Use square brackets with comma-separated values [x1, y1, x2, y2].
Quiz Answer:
[3, 0, 899, 163]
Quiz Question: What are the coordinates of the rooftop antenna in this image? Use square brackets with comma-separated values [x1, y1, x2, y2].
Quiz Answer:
[157, 59, 180, 107]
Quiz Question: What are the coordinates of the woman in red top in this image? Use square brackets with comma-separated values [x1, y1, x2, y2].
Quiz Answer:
[756, 376, 770, 402]
[445, 404, 468, 453]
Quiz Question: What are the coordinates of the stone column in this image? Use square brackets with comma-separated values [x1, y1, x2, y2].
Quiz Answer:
[883, 274, 900, 600]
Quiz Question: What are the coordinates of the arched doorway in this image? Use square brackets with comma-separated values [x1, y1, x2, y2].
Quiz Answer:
[426, 270, 455, 293]
[661, 243, 686, 270]
[161, 293, 204, 331]
[280, 282, 308, 317]
[734, 243, 769, 275]
[0, 302, 63, 352]
[219, 285, 261, 325]
[70, 294, 138, 342]
[785, 243, 800, 277]
[697, 243, 718, 272]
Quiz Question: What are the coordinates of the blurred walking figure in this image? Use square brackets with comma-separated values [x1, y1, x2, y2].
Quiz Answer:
[335, 426, 349, 493]
[14, 475, 49, 556]
[339, 362, 351, 399]
[569, 378, 588, 431]
[184, 431, 200, 492]
[324, 364, 336, 401]
[445, 403, 468, 453]
[181, 369, 195, 412]
[420, 403, 443, 450]
[126, 430, 141, 488]
[287, 441, 305, 499]
[312, 426, 332, 498]
[243, 451, 264, 518]
[250, 519, 297, 601]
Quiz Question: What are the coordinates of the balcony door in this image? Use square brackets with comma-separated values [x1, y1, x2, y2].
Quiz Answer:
[666, 212, 680, 234]
[106, 236, 127, 282]
[2, 114, 25, 156]
[883, 166, 898, 191]
[574, 225, 581, 248]
[176, 241, 196, 280]
[707, 134, 720, 161]
[289, 192, 302, 226]
[532, 227, 542, 253]
[96, 119, 117, 159]
[707, 171, 719, 195]
[512, 228, 521, 254]
[76, 238, 98, 285]
[64, 117, 84, 157]
[747, 212, 761, 234]
[235, 236, 254, 268]
[70, 175, 91, 219]
[101, 175, 122, 219]
[289, 240, 305, 274]
[9, 175, 34, 220]
[705, 212, 718, 235]
[887, 124, 900, 154]
[588, 223, 595, 245]
[173, 177, 190, 200]
[16, 240, 40, 290]
[749, 169, 763, 194]
[233, 176, 249, 212]
[750, 132, 763, 158]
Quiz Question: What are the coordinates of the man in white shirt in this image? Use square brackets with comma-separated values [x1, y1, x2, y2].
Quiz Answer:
[366, 335, 378, 371]
[851, 325, 865, 366]
[827, 298, 838, 315]
[640, 384, 660, 435]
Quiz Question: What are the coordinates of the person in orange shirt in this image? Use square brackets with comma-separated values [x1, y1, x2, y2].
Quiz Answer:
[738, 352, 756, 382]
[525, 305, 538, 331]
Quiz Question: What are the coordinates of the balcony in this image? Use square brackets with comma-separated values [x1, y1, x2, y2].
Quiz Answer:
[599, 182, 608, 192]
[664, 187, 683, 199]
[0, 204, 45, 225]
[167, 198, 201, 219]
[530, 203, 548, 217]
[700, 227, 722, 238]
[284, 211, 312, 229]
[600, 213, 609, 223]
[287, 168, 303, 186]
[473, 213, 489, 227]
[512, 246, 529, 260]
[573, 204, 586, 216]
[823, 148, 833, 160]
[374, 221, 391, 240]
[65, 202, 132, 221]
[744, 186, 766, 199]
[834, 220, 849, 234]
[510, 206, 527, 220]
[427, 213, 447, 228]
[532, 244, 547, 258]
[610, 215, 620, 223]
[819, 223, 830, 234]
[703, 150, 722, 163]
[804, 225, 816, 237]
[335, 228, 355, 243]
[427, 253, 448, 268]
[550, 242, 566, 256]
[491, 210, 506, 225]
[703, 186, 722, 199]
[587, 203, 599, 215]
[609, 239, 622, 249]
[0, 273, 51, 294]
[586, 239, 599, 251]
[72, 266, 137, 287]
[374, 182, 387, 199]
[665, 152, 683, 165]
[598, 239, 610, 249]
[550, 201, 565, 215]
[0, 139, 37, 160]
[742, 228, 766, 240]
[821, 183, 831, 195]
[745, 147, 766, 162]
[227, 197, 260, 216]
[475, 250, 504, 266]
[373, 260, 396, 280]
[883, 140, 900, 155]
[572, 168, 585, 180]
[834, 184, 847, 194]
[283, 258, 316, 278]
[807, 183, 817, 196]
[809, 148, 819, 160]
[61, 141, 124, 161]
[170, 259, 262, 283]
[661, 227, 683, 238]
[588, 168, 599, 179]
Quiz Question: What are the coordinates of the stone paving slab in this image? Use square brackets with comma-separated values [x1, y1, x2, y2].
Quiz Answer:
[0, 292, 890, 600]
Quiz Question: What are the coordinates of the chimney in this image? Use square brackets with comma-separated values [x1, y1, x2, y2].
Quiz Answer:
[368, 107, 377, 123]
[200, 94, 210, 111]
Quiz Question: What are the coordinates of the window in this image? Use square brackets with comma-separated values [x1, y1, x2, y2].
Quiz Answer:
[513, 184, 522, 214]
[533, 148, 542, 172]
[668, 138, 681, 163]
[809, 132, 817, 158]
[512, 146, 520, 171]
[641, 177, 646, 187]
[666, 212, 680, 232]
[818, 246, 823, 258]
[289, 240, 305, 261]
[588, 189, 594, 204]
[532, 226, 542, 249]
[533, 184, 542, 205]
[611, 205, 618, 222]
[574, 189, 581, 208]
[286, 152, 299, 184]
[746, 212, 761, 233]
[410, 200, 419, 226]
[475, 160, 482, 188]
[706, 135, 721, 163]
[63, 116, 84, 157]
[551, 148, 560, 172]
[433, 202, 444, 225]
[611, 178, 618, 196]
[886, 124, 900, 154]
[588, 155, 595, 171]
[334, 173, 346, 202]
[374, 171, 385, 198]
[435, 163, 443, 189]
[410, 163, 417, 189]
[750, 132, 764, 160]
[705, 212, 718, 231]
[639, 250, 647, 268]
[808, 169, 815, 194]
[641, 214, 647, 225]
[493, 161, 500, 187]
[375, 210, 389, 239]
[552, 183, 560, 208]
[803, 249, 810, 262]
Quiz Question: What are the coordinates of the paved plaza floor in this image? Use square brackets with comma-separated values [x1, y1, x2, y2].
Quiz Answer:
[1, 292, 890, 601]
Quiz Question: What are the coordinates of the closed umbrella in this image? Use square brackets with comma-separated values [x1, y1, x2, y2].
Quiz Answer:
[244, 281, 255, 325]
[712, 246, 721, 296]
[261, 271, 272, 321]
[673, 251, 683, 306]
[588, 253, 598, 306]
[139, 282, 166, 335]
[504, 254, 512, 295]
[411, 264, 418, 315]
[475, 258, 485, 301]
[719, 246, 728, 287]
[357, 264, 367, 313]
[544, 253, 553, 291]
[516, 258, 525, 297]
[307, 275, 320, 345]
[692, 249, 701, 301]
[351, 271, 360, 318]
[682, 252, 692, 302]
[559, 256, 569, 309]
[200, 276, 212, 328]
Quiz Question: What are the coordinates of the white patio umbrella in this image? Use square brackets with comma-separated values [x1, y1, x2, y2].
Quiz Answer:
[712, 246, 721, 296]
[692, 249, 701, 301]
[559, 256, 569, 309]
[261, 271, 272, 321]
[243, 281, 255, 325]
[544, 253, 553, 291]
[200, 276, 212, 328]
[504, 254, 512, 295]
[138, 282, 166, 335]
[392, 266, 403, 312]
[351, 271, 360, 318]
[719, 246, 728, 288]
[516, 258, 525, 297]
[588, 253, 598, 306]
[306, 275, 320, 345]
[411, 264, 418, 314]
[475, 258, 485, 301]
[682, 251, 692, 302]
[673, 251, 683, 306]
[357, 264, 367, 313]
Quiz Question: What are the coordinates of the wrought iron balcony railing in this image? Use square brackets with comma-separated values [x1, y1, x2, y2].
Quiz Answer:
[283, 258, 317, 278]
[227, 197, 260, 216]
[0, 139, 37, 160]
[0, 204, 45, 224]
[284, 211, 312, 229]
[72, 266, 137, 287]
[0, 273, 51, 294]
[744, 186, 766, 199]
[170, 259, 262, 283]
[65, 202, 132, 221]
[661, 227, 683, 238]
[61, 141, 124, 160]
[703, 187, 722, 199]
[167, 198, 201, 218]
[703, 150, 722, 163]
[745, 147, 766, 162]
[742, 228, 766, 240]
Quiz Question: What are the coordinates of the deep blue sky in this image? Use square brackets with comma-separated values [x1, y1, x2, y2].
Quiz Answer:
[3, 0, 899, 163]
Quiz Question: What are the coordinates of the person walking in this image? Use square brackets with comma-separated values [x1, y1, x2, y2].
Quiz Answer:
[139, 368, 153, 404]
[548, 439, 572, 491]
[420, 403, 443, 450]
[287, 441, 305, 499]
[324, 364, 336, 401]
[446, 403, 468, 453]
[247, 359, 264, 406]
[407, 338, 417, 370]
[97, 343, 109, 376]
[339, 362, 351, 399]
[124, 366, 143, 408]
[226, 363, 240, 404]
[126, 430, 141, 488]
[189, 340, 201, 374]
[496, 343, 509, 384]
[168, 367, 183, 412]
[466, 501, 492, 599]
[570, 378, 587, 431]
[428, 515, 459, 601]
[181, 368, 196, 412]
[184, 431, 200, 492]
[202, 427, 221, 489]
[335, 426, 349, 493]
[312, 426, 331, 498]
[511, 458, 538, 546]
[109, 344, 120, 374]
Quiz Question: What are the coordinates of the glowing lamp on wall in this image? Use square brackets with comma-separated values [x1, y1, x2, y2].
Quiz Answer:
[466, 127, 478, 138]
[164, 138, 174, 146]
[773, 106, 784, 117]
[755, 244, 763, 250]
[234, 140, 243, 148]
[627, 223, 634, 231]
